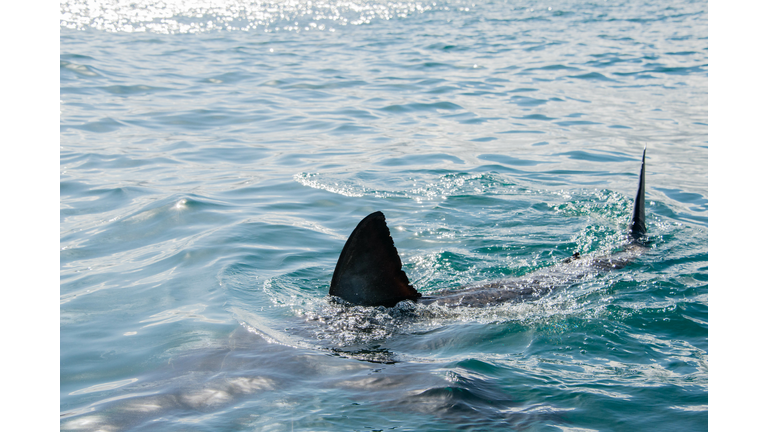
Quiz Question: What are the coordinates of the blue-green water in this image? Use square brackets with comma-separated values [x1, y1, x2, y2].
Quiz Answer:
[60, 0, 708, 430]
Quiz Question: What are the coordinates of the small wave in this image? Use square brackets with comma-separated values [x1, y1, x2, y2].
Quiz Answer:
[139, 304, 227, 329]
[69, 379, 139, 396]
[60, 60, 101, 77]
[378, 101, 463, 113]
[294, 171, 514, 203]
[294, 172, 366, 197]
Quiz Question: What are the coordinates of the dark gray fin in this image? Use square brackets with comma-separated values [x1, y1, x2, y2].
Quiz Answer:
[629, 147, 647, 240]
[330, 211, 421, 307]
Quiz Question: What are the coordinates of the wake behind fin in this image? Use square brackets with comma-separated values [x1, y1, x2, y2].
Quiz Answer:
[330, 211, 421, 307]
[629, 147, 647, 240]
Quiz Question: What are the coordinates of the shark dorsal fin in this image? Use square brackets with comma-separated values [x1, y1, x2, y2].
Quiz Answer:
[629, 147, 647, 240]
[330, 211, 421, 307]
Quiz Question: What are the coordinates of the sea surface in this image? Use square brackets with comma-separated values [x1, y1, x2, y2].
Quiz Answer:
[60, 0, 708, 430]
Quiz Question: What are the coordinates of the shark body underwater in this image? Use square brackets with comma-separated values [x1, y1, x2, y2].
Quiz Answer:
[59, 151, 649, 429]
[328, 149, 648, 309]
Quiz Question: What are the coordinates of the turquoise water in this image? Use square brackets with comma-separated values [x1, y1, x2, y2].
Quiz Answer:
[60, 0, 708, 430]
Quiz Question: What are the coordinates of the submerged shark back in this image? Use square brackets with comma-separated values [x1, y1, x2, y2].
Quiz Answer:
[329, 150, 648, 307]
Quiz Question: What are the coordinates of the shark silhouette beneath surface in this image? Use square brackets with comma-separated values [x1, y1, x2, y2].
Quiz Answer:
[329, 149, 648, 308]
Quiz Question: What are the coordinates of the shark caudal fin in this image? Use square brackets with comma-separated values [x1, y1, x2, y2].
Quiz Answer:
[629, 147, 647, 240]
[329, 211, 421, 307]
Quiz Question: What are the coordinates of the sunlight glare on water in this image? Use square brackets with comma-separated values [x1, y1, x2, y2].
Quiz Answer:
[60, 0, 436, 33]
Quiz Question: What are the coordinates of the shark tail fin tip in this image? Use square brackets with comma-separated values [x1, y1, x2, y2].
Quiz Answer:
[629, 147, 647, 240]
[330, 211, 420, 307]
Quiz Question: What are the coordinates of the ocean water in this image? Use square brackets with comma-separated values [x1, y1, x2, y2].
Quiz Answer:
[60, 0, 708, 430]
